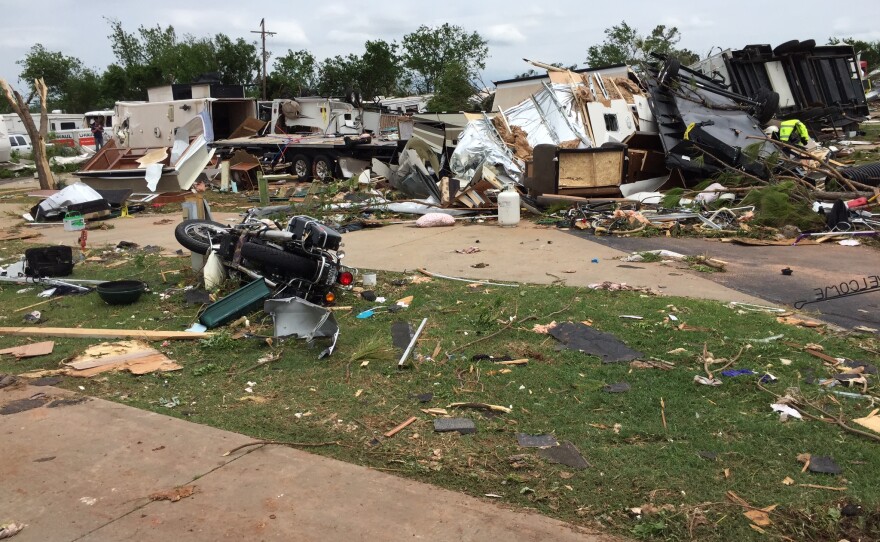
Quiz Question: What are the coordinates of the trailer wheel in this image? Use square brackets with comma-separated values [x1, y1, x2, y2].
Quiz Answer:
[175, 219, 228, 254]
[753, 88, 780, 124]
[313, 155, 335, 182]
[796, 39, 816, 52]
[291, 154, 312, 181]
[773, 40, 800, 56]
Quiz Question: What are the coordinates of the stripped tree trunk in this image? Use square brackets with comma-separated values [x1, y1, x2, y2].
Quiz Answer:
[1, 77, 56, 190]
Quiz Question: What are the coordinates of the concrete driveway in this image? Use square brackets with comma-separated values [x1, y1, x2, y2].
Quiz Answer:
[573, 233, 879, 332]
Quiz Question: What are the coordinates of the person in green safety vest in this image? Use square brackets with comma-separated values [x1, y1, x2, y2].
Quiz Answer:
[778, 119, 810, 147]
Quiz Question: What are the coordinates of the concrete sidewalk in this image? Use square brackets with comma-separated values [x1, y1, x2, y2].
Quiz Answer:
[342, 221, 770, 305]
[0, 384, 625, 542]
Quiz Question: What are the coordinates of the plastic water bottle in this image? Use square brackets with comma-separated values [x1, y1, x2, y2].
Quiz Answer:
[497, 185, 521, 227]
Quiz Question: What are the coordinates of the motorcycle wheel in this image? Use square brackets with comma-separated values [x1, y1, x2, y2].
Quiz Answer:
[240, 242, 320, 279]
[175, 219, 229, 254]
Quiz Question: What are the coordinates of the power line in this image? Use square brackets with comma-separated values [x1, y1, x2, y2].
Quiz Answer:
[251, 18, 277, 101]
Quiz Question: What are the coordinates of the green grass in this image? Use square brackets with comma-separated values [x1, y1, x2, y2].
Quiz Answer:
[1, 241, 879, 540]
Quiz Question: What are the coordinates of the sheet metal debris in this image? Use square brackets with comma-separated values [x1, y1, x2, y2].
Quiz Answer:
[264, 297, 340, 359]
[537, 441, 591, 469]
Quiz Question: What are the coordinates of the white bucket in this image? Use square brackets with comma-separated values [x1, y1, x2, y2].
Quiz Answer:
[362, 273, 377, 287]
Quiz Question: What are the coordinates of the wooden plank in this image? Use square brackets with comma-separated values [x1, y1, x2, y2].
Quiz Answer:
[0, 327, 211, 340]
[384, 416, 418, 438]
[495, 359, 528, 366]
[806, 349, 841, 365]
[558, 186, 622, 197]
[537, 194, 589, 204]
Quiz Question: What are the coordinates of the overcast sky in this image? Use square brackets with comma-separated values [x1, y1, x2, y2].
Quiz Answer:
[2, 0, 879, 95]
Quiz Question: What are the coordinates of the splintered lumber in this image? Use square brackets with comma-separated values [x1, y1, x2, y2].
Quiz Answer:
[447, 402, 513, 414]
[0, 327, 211, 340]
[14, 297, 66, 313]
[65, 341, 183, 377]
[495, 359, 529, 366]
[384, 416, 418, 438]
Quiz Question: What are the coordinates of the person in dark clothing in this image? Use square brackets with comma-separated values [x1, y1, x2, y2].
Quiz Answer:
[91, 119, 105, 151]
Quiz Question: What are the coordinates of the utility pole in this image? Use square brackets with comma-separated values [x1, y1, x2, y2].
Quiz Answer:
[251, 18, 276, 101]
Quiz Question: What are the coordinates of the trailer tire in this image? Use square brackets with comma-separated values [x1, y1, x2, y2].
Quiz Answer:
[313, 154, 335, 182]
[773, 40, 800, 56]
[240, 242, 320, 278]
[754, 88, 780, 124]
[795, 39, 816, 52]
[291, 154, 313, 181]
[175, 219, 229, 254]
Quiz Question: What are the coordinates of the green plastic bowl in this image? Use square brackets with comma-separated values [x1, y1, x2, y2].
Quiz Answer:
[96, 280, 147, 305]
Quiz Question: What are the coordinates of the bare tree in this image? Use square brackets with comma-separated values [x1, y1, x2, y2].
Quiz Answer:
[1, 78, 56, 190]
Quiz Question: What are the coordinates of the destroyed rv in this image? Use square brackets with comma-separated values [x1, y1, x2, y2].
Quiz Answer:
[66, 39, 878, 214]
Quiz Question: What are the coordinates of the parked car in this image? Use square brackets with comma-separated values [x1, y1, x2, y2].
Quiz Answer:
[8, 133, 32, 154]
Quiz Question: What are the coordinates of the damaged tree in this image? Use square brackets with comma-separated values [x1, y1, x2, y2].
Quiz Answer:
[1, 78, 56, 190]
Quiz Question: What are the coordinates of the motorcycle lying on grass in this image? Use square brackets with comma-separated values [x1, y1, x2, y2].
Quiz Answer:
[175, 209, 354, 305]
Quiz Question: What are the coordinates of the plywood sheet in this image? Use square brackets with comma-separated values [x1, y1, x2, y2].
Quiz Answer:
[558, 151, 623, 188]
[0, 341, 54, 358]
[228, 118, 268, 139]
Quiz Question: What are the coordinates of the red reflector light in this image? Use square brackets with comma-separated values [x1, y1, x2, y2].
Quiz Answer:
[339, 272, 354, 286]
[325, 292, 336, 303]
